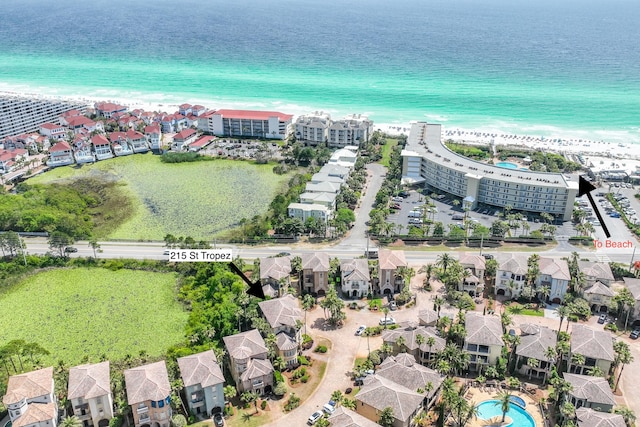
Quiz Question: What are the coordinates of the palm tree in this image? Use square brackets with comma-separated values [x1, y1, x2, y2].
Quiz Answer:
[415, 334, 425, 362]
[223, 385, 237, 407]
[382, 307, 390, 329]
[613, 406, 637, 427]
[556, 305, 570, 337]
[60, 417, 82, 427]
[495, 391, 513, 423]
[331, 390, 343, 406]
[302, 293, 315, 335]
[500, 312, 512, 333]
[396, 336, 407, 353]
[433, 296, 444, 318]
[241, 391, 260, 414]
[570, 353, 585, 374]
[436, 253, 453, 273]
[426, 336, 436, 365]
[527, 358, 540, 380]
[543, 347, 557, 384]
[378, 406, 395, 427]
[614, 341, 634, 392]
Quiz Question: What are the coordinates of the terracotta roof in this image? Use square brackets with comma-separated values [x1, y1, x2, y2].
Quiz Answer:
[570, 324, 614, 362]
[12, 403, 56, 427]
[124, 361, 171, 405]
[564, 373, 616, 407]
[68, 361, 111, 400]
[576, 407, 626, 427]
[378, 249, 407, 270]
[259, 257, 291, 281]
[125, 130, 145, 140]
[356, 376, 424, 422]
[49, 141, 71, 152]
[40, 123, 62, 130]
[223, 329, 267, 360]
[3, 367, 53, 405]
[189, 135, 215, 148]
[516, 325, 557, 362]
[539, 257, 571, 280]
[91, 134, 110, 146]
[174, 128, 196, 140]
[302, 252, 330, 272]
[214, 109, 293, 121]
[328, 406, 379, 427]
[341, 258, 370, 282]
[465, 312, 504, 347]
[67, 116, 94, 127]
[109, 131, 127, 143]
[258, 294, 303, 329]
[144, 125, 161, 134]
[177, 350, 224, 388]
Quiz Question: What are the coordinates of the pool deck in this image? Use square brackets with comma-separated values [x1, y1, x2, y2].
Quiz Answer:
[464, 387, 544, 427]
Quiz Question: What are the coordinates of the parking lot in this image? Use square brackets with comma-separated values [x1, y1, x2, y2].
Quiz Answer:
[387, 189, 578, 237]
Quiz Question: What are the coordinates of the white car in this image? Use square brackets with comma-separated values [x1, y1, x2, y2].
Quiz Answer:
[308, 411, 323, 425]
[355, 325, 366, 336]
[379, 317, 396, 326]
[323, 401, 336, 415]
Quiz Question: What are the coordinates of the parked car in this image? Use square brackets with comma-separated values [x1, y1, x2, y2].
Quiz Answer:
[483, 253, 494, 260]
[212, 413, 224, 427]
[631, 329, 640, 339]
[355, 325, 366, 336]
[598, 313, 607, 324]
[163, 249, 170, 255]
[389, 301, 397, 311]
[308, 411, 323, 425]
[323, 401, 336, 415]
[64, 247, 78, 253]
[379, 317, 396, 326]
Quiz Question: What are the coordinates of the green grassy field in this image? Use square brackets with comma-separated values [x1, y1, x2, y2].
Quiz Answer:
[28, 154, 289, 240]
[0, 268, 187, 365]
[379, 139, 398, 167]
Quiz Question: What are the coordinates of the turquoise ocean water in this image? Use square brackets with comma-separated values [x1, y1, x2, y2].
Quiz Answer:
[1, 0, 639, 142]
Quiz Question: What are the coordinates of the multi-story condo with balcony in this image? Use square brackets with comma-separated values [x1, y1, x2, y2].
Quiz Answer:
[2, 367, 57, 427]
[177, 350, 225, 418]
[222, 329, 274, 396]
[68, 361, 113, 427]
[377, 249, 407, 295]
[401, 122, 578, 221]
[341, 258, 370, 298]
[124, 361, 172, 427]
[464, 312, 504, 371]
[90, 135, 114, 160]
[0, 96, 86, 139]
[294, 112, 373, 147]
[258, 295, 304, 368]
[205, 109, 293, 140]
[294, 112, 331, 145]
[300, 252, 330, 295]
[47, 141, 74, 167]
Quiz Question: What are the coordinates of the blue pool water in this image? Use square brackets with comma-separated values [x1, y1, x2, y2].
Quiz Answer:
[496, 162, 518, 169]
[476, 400, 535, 427]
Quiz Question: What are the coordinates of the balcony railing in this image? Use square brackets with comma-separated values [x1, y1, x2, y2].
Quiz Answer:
[137, 406, 149, 415]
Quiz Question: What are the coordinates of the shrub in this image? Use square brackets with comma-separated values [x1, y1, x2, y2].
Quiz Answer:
[273, 381, 287, 396]
[171, 415, 187, 427]
[301, 374, 310, 383]
[298, 355, 310, 365]
[109, 416, 123, 427]
[284, 393, 301, 412]
[274, 371, 284, 383]
[605, 323, 618, 332]
[314, 345, 328, 353]
[260, 400, 267, 410]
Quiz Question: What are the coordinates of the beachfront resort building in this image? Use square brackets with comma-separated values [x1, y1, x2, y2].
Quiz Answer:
[401, 122, 579, 221]
[294, 112, 373, 147]
[199, 109, 293, 140]
[0, 96, 87, 140]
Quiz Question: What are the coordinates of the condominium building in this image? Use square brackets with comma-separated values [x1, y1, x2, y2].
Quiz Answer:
[294, 112, 373, 148]
[204, 109, 293, 140]
[0, 96, 87, 140]
[401, 122, 578, 221]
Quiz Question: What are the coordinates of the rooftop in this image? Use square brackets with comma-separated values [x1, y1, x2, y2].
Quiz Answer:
[124, 361, 171, 405]
[68, 361, 111, 400]
[177, 350, 224, 388]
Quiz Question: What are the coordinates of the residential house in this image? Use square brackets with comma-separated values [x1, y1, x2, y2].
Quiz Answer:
[109, 132, 133, 156]
[59, 109, 84, 125]
[381, 322, 445, 366]
[515, 324, 557, 382]
[94, 102, 128, 118]
[178, 104, 193, 116]
[536, 257, 571, 303]
[66, 116, 102, 134]
[298, 191, 337, 209]
[172, 129, 197, 151]
[124, 361, 172, 427]
[177, 350, 225, 418]
[126, 130, 149, 153]
[144, 125, 162, 151]
[73, 138, 95, 164]
[583, 282, 615, 313]
[328, 406, 379, 427]
[355, 375, 424, 427]
[207, 109, 293, 140]
[568, 325, 614, 376]
[2, 367, 57, 427]
[0, 149, 28, 174]
[319, 164, 350, 180]
[563, 373, 616, 412]
[258, 295, 303, 368]
[495, 253, 528, 298]
[575, 408, 626, 427]
[68, 362, 113, 427]
[464, 312, 504, 371]
[578, 261, 615, 287]
[301, 252, 330, 296]
[259, 256, 291, 298]
[375, 353, 445, 409]
[310, 172, 345, 185]
[377, 249, 407, 295]
[191, 105, 207, 116]
[187, 136, 215, 152]
[458, 253, 485, 297]
[39, 123, 66, 140]
[47, 141, 74, 167]
[90, 135, 114, 160]
[328, 148, 358, 169]
[222, 329, 274, 395]
[288, 203, 330, 224]
[305, 181, 341, 194]
[417, 309, 439, 327]
[623, 277, 640, 323]
[340, 258, 370, 298]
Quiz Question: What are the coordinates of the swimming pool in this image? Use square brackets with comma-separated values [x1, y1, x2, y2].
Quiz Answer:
[476, 400, 535, 427]
[510, 395, 526, 408]
[496, 161, 518, 169]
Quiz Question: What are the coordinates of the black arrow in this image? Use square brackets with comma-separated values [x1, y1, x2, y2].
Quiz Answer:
[228, 261, 266, 299]
[578, 175, 610, 238]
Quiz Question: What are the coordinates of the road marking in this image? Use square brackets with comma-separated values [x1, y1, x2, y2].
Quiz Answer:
[596, 254, 611, 263]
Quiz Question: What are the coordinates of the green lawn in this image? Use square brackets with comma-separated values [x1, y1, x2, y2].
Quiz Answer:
[28, 154, 290, 240]
[506, 303, 545, 317]
[379, 139, 398, 167]
[0, 268, 187, 364]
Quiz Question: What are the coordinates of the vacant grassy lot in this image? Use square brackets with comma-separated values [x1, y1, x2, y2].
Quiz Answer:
[28, 154, 290, 240]
[0, 268, 187, 364]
